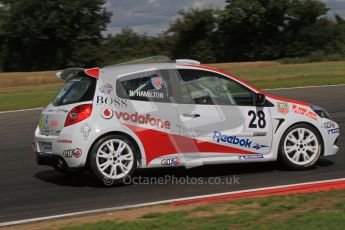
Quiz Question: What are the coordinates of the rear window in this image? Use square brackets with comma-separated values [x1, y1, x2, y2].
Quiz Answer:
[53, 75, 96, 106]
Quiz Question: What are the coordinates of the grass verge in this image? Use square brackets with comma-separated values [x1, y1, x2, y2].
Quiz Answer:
[62, 190, 345, 230]
[7, 190, 345, 230]
[1, 61, 345, 111]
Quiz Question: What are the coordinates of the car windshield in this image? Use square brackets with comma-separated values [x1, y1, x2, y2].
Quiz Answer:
[53, 75, 96, 106]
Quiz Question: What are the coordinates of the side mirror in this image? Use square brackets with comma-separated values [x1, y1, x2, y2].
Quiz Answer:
[256, 93, 266, 106]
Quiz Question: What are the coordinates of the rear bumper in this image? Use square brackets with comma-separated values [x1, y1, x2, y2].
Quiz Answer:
[33, 126, 87, 168]
[35, 152, 67, 168]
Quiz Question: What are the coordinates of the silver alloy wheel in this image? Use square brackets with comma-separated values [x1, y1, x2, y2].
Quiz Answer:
[96, 139, 134, 179]
[283, 127, 320, 166]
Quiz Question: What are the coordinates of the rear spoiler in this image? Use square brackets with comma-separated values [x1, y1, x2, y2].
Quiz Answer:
[56, 67, 100, 80]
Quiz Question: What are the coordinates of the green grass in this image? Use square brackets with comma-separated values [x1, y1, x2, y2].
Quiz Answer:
[62, 190, 345, 230]
[0, 84, 60, 111]
[210, 61, 345, 89]
[1, 61, 345, 111]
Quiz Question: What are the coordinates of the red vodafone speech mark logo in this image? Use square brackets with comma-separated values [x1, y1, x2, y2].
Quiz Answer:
[115, 111, 171, 129]
[101, 107, 113, 119]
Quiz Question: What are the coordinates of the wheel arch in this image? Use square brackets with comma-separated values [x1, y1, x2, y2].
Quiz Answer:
[280, 121, 324, 156]
[86, 131, 143, 168]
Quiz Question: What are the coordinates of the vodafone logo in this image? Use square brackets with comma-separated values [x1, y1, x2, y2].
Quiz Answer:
[101, 107, 113, 119]
[115, 111, 171, 129]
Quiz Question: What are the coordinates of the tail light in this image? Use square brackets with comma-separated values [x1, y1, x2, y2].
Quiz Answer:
[64, 104, 92, 127]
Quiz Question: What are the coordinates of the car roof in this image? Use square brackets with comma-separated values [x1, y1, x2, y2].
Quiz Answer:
[100, 60, 262, 94]
[101, 63, 179, 77]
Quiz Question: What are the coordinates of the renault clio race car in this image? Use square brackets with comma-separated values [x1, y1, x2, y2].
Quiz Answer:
[33, 57, 340, 184]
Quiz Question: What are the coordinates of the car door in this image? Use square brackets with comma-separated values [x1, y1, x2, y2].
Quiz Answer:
[115, 67, 181, 166]
[173, 68, 273, 160]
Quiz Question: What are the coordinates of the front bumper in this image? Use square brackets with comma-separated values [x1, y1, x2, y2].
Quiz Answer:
[320, 119, 340, 156]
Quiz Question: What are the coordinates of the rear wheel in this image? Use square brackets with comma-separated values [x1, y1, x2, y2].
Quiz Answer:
[279, 123, 322, 170]
[89, 135, 137, 185]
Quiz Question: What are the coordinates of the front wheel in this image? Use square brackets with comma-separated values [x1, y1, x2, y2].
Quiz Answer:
[89, 135, 138, 185]
[279, 124, 322, 170]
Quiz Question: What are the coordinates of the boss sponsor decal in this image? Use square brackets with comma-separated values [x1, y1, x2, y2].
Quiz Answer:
[151, 74, 164, 90]
[96, 95, 128, 107]
[292, 105, 317, 121]
[239, 155, 264, 160]
[80, 124, 91, 140]
[213, 131, 252, 148]
[161, 158, 181, 166]
[277, 102, 289, 115]
[57, 139, 72, 144]
[115, 111, 171, 129]
[129, 90, 164, 99]
[63, 148, 82, 158]
[101, 107, 113, 119]
[99, 83, 113, 94]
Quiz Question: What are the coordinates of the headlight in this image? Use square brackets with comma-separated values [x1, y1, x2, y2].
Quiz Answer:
[311, 105, 331, 119]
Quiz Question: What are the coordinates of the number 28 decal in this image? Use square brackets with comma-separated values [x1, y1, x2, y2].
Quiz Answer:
[248, 110, 266, 128]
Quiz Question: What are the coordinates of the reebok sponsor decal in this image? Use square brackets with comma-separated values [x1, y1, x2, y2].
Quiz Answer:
[213, 131, 252, 148]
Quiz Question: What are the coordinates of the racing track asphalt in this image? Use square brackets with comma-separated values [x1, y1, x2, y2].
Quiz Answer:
[0, 85, 344, 223]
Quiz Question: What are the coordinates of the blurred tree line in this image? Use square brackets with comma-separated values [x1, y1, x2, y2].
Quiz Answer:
[0, 0, 344, 71]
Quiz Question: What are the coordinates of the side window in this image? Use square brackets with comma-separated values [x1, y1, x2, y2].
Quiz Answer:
[177, 69, 253, 106]
[116, 70, 173, 103]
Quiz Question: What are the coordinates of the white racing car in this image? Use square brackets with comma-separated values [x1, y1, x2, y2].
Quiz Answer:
[33, 56, 340, 184]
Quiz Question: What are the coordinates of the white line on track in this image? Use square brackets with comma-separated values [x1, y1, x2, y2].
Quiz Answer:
[1, 177, 344, 227]
[264, 83, 345, 91]
[0, 107, 42, 114]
